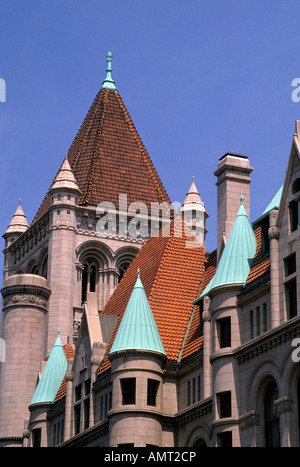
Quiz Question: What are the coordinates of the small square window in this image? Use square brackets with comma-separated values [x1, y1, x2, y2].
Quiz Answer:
[217, 431, 232, 447]
[120, 378, 136, 405]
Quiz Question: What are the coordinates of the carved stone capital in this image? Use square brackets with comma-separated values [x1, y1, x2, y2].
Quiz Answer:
[268, 226, 280, 241]
[66, 370, 74, 382]
[202, 310, 211, 323]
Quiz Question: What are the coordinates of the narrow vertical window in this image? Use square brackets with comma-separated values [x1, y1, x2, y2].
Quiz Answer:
[74, 404, 81, 435]
[219, 317, 231, 348]
[262, 303, 267, 332]
[147, 379, 160, 406]
[197, 375, 201, 402]
[286, 279, 297, 319]
[264, 382, 280, 447]
[256, 306, 260, 336]
[218, 391, 232, 418]
[250, 310, 254, 339]
[289, 200, 298, 233]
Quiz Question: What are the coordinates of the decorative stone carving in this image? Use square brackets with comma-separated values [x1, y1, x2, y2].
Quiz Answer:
[240, 410, 260, 430]
[3, 294, 47, 308]
[274, 396, 293, 414]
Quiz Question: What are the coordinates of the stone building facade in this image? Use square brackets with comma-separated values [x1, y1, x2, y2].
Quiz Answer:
[1, 53, 300, 448]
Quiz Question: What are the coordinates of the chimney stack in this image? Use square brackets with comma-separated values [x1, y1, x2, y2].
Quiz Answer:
[214, 152, 253, 261]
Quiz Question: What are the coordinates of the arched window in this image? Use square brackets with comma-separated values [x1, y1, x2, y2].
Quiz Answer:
[118, 264, 129, 283]
[30, 264, 39, 275]
[115, 247, 139, 284]
[193, 437, 207, 447]
[264, 381, 280, 447]
[41, 255, 48, 279]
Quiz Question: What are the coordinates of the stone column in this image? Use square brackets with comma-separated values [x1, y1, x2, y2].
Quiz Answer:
[202, 296, 212, 399]
[64, 358, 74, 441]
[268, 210, 280, 328]
[275, 396, 293, 447]
[90, 342, 107, 427]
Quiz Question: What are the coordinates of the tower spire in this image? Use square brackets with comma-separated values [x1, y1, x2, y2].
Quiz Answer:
[102, 51, 116, 91]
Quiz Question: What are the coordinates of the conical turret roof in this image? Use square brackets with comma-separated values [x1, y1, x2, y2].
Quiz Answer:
[29, 330, 67, 407]
[32, 52, 170, 223]
[4, 200, 29, 237]
[109, 269, 166, 356]
[199, 196, 257, 299]
[49, 155, 81, 194]
[182, 176, 203, 205]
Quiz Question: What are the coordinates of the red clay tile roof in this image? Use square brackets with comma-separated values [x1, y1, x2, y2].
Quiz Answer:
[180, 249, 217, 361]
[246, 226, 270, 285]
[98, 217, 206, 375]
[180, 226, 270, 361]
[32, 88, 170, 223]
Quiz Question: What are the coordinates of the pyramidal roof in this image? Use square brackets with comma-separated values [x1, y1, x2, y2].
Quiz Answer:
[198, 196, 257, 300]
[29, 330, 67, 407]
[32, 52, 170, 223]
[4, 200, 29, 237]
[109, 269, 166, 356]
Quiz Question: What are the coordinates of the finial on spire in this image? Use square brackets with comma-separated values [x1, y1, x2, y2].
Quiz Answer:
[137, 268, 140, 278]
[240, 194, 244, 205]
[101, 51, 116, 91]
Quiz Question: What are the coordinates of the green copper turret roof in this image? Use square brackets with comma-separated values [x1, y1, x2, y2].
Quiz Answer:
[29, 330, 67, 407]
[197, 196, 257, 300]
[109, 269, 166, 356]
[252, 185, 283, 225]
[101, 52, 117, 91]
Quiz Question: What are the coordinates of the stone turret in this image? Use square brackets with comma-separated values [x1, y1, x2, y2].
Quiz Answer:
[0, 274, 51, 447]
[108, 270, 166, 447]
[46, 155, 81, 354]
[180, 176, 209, 246]
[2, 200, 29, 280]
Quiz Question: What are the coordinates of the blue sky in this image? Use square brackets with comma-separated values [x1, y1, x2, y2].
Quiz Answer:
[0, 0, 300, 268]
